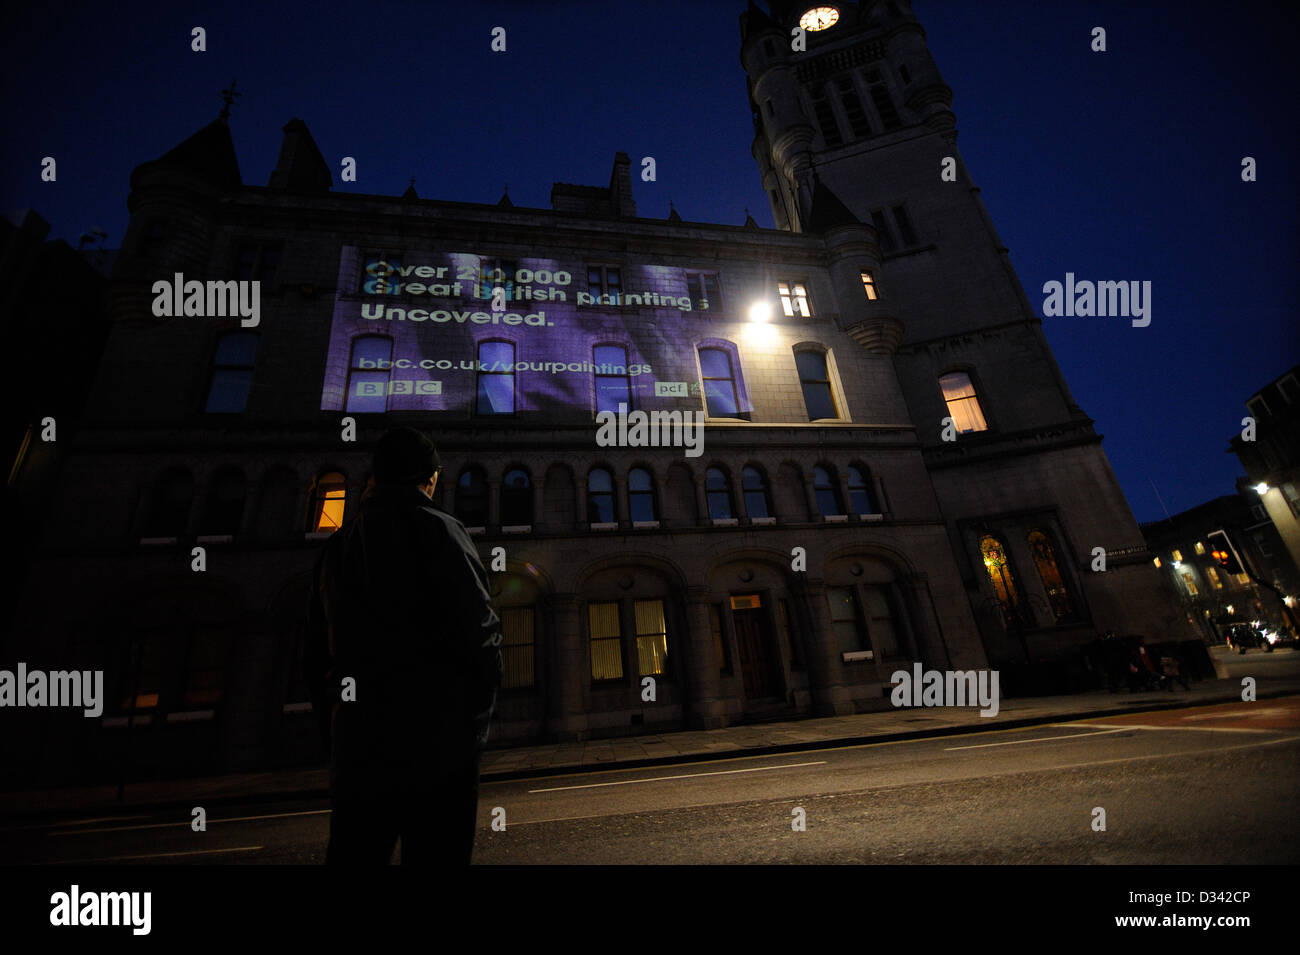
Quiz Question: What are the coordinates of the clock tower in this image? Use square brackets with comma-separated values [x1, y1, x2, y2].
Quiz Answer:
[741, 1, 1192, 664]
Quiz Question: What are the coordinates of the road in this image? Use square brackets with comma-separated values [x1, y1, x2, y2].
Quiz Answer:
[3, 698, 1297, 865]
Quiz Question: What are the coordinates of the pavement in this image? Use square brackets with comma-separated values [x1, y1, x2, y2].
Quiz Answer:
[2, 647, 1296, 821]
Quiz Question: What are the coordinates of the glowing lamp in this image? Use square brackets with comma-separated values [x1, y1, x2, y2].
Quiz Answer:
[748, 301, 772, 322]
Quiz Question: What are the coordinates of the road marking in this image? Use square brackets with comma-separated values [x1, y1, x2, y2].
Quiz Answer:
[528, 760, 827, 793]
[1068, 721, 1272, 734]
[57, 845, 264, 863]
[0, 814, 153, 834]
[945, 727, 1129, 750]
[50, 808, 331, 837]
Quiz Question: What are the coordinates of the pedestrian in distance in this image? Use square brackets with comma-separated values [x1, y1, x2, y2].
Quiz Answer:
[304, 426, 503, 864]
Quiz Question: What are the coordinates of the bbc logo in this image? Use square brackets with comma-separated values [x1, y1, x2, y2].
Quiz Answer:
[356, 380, 442, 396]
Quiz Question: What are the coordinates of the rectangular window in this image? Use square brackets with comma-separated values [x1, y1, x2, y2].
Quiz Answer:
[808, 84, 843, 147]
[699, 346, 743, 418]
[869, 81, 902, 130]
[939, 372, 988, 433]
[835, 76, 872, 138]
[205, 332, 258, 414]
[634, 599, 669, 677]
[500, 607, 536, 690]
[860, 270, 878, 300]
[827, 586, 869, 654]
[594, 344, 631, 414]
[588, 601, 624, 681]
[1171, 549, 1183, 562]
[478, 258, 517, 300]
[1254, 533, 1273, 558]
[238, 241, 281, 286]
[710, 603, 731, 674]
[891, 205, 918, 246]
[1277, 374, 1299, 404]
[346, 337, 391, 414]
[1194, 541, 1205, 555]
[587, 265, 622, 305]
[685, 271, 723, 312]
[795, 349, 838, 420]
[1247, 396, 1270, 419]
[870, 210, 897, 253]
[476, 340, 516, 415]
[777, 280, 811, 317]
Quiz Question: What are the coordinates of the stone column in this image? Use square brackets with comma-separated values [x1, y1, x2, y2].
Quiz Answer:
[546, 592, 587, 741]
[694, 474, 711, 526]
[684, 586, 725, 729]
[801, 578, 852, 715]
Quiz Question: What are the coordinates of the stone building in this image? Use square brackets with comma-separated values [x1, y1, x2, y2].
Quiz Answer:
[4, 0, 1189, 781]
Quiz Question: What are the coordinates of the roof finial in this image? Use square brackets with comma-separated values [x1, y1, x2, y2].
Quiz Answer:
[219, 79, 240, 120]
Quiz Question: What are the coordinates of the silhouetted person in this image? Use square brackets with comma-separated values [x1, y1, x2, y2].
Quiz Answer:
[305, 427, 502, 864]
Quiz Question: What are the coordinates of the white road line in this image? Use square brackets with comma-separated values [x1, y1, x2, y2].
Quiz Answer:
[528, 760, 828, 793]
[50, 808, 331, 837]
[945, 727, 1129, 750]
[58, 845, 264, 863]
[1067, 722, 1272, 734]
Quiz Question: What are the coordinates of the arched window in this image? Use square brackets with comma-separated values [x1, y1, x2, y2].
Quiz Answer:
[628, 468, 657, 523]
[847, 465, 878, 514]
[456, 467, 489, 527]
[1027, 529, 1075, 620]
[979, 534, 1021, 627]
[345, 336, 392, 413]
[698, 346, 742, 418]
[201, 467, 245, 536]
[310, 471, 347, 533]
[205, 332, 258, 413]
[594, 344, 631, 414]
[588, 468, 615, 523]
[814, 465, 842, 516]
[476, 340, 515, 415]
[939, 371, 988, 433]
[500, 468, 532, 526]
[742, 465, 772, 519]
[795, 348, 838, 420]
[145, 468, 194, 538]
[706, 467, 734, 520]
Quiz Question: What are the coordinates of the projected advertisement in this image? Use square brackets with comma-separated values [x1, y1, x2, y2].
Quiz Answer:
[320, 246, 723, 416]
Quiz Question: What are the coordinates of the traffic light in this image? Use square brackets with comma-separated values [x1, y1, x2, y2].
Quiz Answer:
[1207, 529, 1244, 575]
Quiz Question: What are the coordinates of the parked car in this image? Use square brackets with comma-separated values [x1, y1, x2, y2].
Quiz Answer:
[1224, 624, 1273, 654]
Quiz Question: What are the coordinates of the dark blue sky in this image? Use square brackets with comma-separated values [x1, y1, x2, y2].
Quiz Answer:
[3, 0, 1296, 523]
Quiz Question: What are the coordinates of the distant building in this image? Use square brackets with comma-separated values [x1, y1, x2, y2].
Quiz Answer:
[1141, 493, 1299, 642]
[1230, 364, 1300, 574]
[5, 1, 1191, 783]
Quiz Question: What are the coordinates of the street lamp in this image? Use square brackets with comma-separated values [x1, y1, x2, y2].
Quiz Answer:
[1254, 482, 1269, 495]
[748, 301, 772, 322]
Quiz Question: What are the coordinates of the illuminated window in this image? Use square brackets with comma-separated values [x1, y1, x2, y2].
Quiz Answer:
[1194, 541, 1205, 555]
[890, 205, 917, 245]
[1028, 529, 1075, 621]
[588, 468, 615, 523]
[848, 465, 878, 514]
[594, 344, 631, 414]
[205, 331, 258, 413]
[807, 83, 843, 147]
[237, 241, 281, 286]
[685, 271, 722, 311]
[1153, 556, 1162, 568]
[796, 348, 838, 420]
[1179, 570, 1199, 596]
[835, 75, 872, 138]
[145, 468, 193, 538]
[1235, 573, 1250, 586]
[361, 250, 401, 294]
[310, 472, 347, 533]
[814, 465, 843, 516]
[870, 210, 897, 252]
[628, 468, 657, 523]
[939, 372, 988, 433]
[709, 603, 731, 673]
[588, 601, 624, 681]
[980, 534, 1022, 628]
[500, 468, 532, 526]
[201, 467, 245, 537]
[742, 465, 772, 519]
[635, 599, 669, 676]
[777, 280, 811, 317]
[1171, 549, 1183, 562]
[706, 467, 735, 520]
[345, 336, 391, 413]
[698, 346, 744, 418]
[500, 607, 536, 690]
[587, 264, 622, 304]
[1205, 566, 1223, 590]
[478, 258, 517, 301]
[827, 586, 868, 653]
[860, 270, 878, 300]
[476, 340, 515, 415]
[455, 467, 488, 528]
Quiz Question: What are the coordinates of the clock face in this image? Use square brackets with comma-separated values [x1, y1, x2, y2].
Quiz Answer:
[799, 6, 840, 31]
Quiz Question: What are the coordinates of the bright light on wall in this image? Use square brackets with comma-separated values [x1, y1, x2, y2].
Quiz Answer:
[1254, 482, 1269, 494]
[748, 301, 772, 323]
